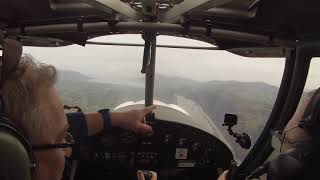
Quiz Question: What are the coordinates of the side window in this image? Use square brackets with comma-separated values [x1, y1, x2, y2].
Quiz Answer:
[305, 58, 320, 92]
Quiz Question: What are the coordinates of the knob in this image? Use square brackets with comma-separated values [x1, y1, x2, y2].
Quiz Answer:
[192, 142, 200, 151]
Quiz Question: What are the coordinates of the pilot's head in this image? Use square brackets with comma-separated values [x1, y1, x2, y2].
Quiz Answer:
[281, 91, 314, 151]
[267, 89, 320, 180]
[2, 54, 70, 180]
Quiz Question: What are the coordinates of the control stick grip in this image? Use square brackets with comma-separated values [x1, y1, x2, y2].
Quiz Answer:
[137, 170, 153, 180]
[143, 170, 153, 180]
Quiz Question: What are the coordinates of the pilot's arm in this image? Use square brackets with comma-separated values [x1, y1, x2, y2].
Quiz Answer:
[66, 105, 156, 143]
[84, 105, 156, 135]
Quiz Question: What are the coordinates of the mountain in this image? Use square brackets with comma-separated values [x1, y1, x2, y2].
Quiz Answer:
[56, 70, 144, 111]
[154, 75, 278, 160]
[56, 70, 278, 161]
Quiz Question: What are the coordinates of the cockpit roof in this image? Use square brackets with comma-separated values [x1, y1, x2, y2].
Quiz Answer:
[1, 0, 318, 57]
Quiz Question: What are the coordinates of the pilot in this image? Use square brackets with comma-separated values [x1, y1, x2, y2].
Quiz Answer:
[216, 89, 315, 180]
[1, 54, 157, 180]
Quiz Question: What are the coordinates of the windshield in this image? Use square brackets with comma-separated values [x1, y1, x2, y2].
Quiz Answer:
[24, 34, 285, 162]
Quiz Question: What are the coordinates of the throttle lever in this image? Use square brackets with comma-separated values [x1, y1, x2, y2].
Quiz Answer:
[227, 160, 238, 180]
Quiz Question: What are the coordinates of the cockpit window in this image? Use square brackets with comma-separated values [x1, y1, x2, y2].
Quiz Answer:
[304, 58, 320, 92]
[24, 34, 285, 162]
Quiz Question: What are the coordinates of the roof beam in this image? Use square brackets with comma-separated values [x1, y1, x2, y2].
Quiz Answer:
[80, 0, 139, 20]
[86, 41, 221, 50]
[190, 7, 256, 19]
[161, 0, 232, 23]
[50, 3, 98, 12]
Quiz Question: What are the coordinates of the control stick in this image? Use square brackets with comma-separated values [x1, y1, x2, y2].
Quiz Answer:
[143, 170, 153, 180]
[137, 170, 153, 180]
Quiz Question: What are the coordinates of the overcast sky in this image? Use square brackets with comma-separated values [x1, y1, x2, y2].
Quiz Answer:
[23, 35, 320, 90]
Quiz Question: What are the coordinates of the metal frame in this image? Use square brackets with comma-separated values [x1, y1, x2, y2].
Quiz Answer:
[50, 2, 99, 12]
[80, 0, 139, 20]
[161, 0, 232, 23]
[140, 0, 158, 108]
[144, 33, 157, 107]
[7, 22, 295, 47]
[190, 7, 257, 19]
[274, 46, 312, 129]
[86, 41, 221, 50]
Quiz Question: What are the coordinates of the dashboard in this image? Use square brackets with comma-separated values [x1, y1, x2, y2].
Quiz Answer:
[74, 118, 234, 180]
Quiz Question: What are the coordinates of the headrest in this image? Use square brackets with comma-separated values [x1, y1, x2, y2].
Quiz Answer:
[1, 38, 22, 84]
[0, 122, 34, 180]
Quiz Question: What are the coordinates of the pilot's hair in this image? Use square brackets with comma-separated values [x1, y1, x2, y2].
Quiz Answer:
[1, 54, 57, 142]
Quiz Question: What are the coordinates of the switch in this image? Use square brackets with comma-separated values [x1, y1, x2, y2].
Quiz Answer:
[179, 138, 186, 146]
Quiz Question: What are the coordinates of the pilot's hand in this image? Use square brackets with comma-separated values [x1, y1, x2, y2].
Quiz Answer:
[217, 170, 229, 180]
[110, 105, 156, 134]
[137, 170, 157, 180]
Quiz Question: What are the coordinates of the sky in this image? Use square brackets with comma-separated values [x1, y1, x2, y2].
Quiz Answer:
[22, 34, 320, 90]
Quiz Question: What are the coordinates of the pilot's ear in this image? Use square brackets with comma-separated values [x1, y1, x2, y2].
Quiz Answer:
[2, 38, 22, 81]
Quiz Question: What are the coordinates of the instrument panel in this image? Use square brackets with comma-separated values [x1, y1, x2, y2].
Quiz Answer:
[75, 118, 233, 180]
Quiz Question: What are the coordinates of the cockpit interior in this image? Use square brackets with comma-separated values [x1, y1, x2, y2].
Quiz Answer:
[1, 0, 320, 180]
